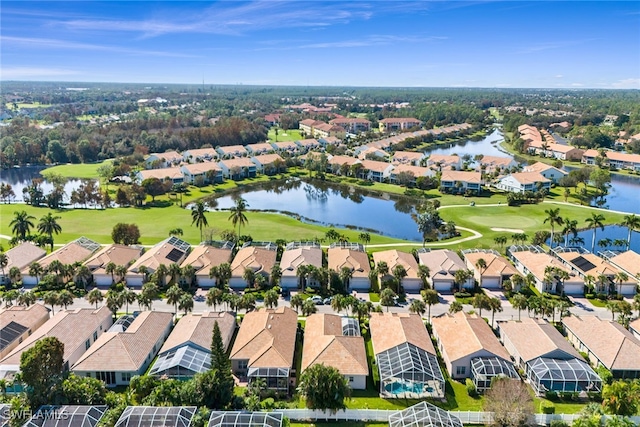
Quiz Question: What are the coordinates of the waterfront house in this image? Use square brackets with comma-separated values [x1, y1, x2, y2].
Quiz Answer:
[462, 249, 518, 289]
[218, 157, 257, 180]
[439, 171, 482, 194]
[251, 154, 285, 174]
[358, 159, 394, 182]
[136, 167, 184, 184]
[495, 172, 551, 194]
[522, 162, 567, 183]
[508, 246, 583, 295]
[180, 162, 223, 184]
[145, 151, 183, 168]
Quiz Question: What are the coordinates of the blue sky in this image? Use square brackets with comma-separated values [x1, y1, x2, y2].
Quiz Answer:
[2, 1, 639, 88]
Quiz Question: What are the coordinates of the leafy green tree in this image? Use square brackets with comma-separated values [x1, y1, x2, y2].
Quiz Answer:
[61, 373, 107, 405]
[10, 210, 35, 241]
[111, 223, 141, 245]
[37, 213, 62, 251]
[298, 364, 351, 412]
[20, 336, 65, 408]
[601, 380, 640, 416]
[206, 321, 234, 408]
[448, 300, 463, 314]
[191, 201, 209, 242]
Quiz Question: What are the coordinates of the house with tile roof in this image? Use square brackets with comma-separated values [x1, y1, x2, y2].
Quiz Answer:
[329, 117, 371, 133]
[230, 307, 298, 392]
[229, 243, 278, 289]
[0, 306, 113, 381]
[495, 172, 551, 193]
[218, 157, 257, 180]
[150, 312, 236, 379]
[21, 237, 101, 287]
[582, 149, 640, 172]
[508, 246, 583, 295]
[390, 164, 434, 185]
[145, 151, 183, 168]
[0, 242, 46, 285]
[522, 162, 567, 183]
[462, 249, 518, 289]
[552, 248, 636, 296]
[72, 311, 173, 386]
[498, 318, 601, 395]
[216, 145, 248, 159]
[357, 146, 388, 160]
[327, 244, 371, 291]
[0, 305, 50, 360]
[370, 312, 445, 398]
[180, 162, 223, 184]
[426, 154, 461, 171]
[327, 155, 359, 174]
[182, 148, 218, 163]
[302, 313, 368, 390]
[563, 315, 640, 379]
[126, 237, 191, 288]
[83, 244, 143, 287]
[279, 242, 323, 290]
[631, 318, 640, 341]
[476, 156, 519, 174]
[251, 153, 285, 175]
[439, 171, 483, 194]
[391, 150, 426, 166]
[379, 118, 423, 133]
[357, 159, 394, 182]
[180, 243, 233, 289]
[418, 249, 473, 292]
[270, 141, 300, 154]
[372, 250, 422, 292]
[432, 312, 517, 391]
[136, 167, 184, 184]
[246, 142, 275, 156]
[600, 250, 640, 288]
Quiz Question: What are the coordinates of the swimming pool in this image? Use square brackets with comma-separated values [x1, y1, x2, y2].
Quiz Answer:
[384, 381, 433, 395]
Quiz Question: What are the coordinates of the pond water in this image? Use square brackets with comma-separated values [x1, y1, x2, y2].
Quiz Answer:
[0, 166, 86, 203]
[423, 128, 509, 158]
[550, 225, 640, 254]
[212, 179, 423, 241]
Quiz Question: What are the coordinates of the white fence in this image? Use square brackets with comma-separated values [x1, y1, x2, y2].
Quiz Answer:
[276, 409, 640, 425]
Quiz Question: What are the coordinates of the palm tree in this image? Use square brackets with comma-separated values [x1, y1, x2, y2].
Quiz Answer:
[74, 264, 93, 290]
[448, 300, 463, 314]
[543, 208, 563, 248]
[614, 271, 629, 297]
[472, 293, 490, 317]
[417, 265, 431, 289]
[264, 289, 279, 309]
[28, 262, 44, 285]
[380, 288, 397, 312]
[622, 214, 640, 249]
[57, 290, 74, 310]
[178, 292, 194, 315]
[106, 289, 124, 314]
[633, 293, 640, 318]
[206, 287, 224, 310]
[392, 265, 407, 294]
[105, 262, 117, 285]
[86, 288, 104, 308]
[421, 289, 439, 321]
[270, 264, 282, 288]
[511, 294, 528, 321]
[562, 218, 579, 247]
[37, 213, 62, 251]
[155, 264, 169, 287]
[330, 294, 345, 315]
[166, 284, 183, 314]
[0, 253, 7, 278]
[409, 299, 426, 317]
[169, 263, 182, 285]
[43, 291, 59, 314]
[228, 197, 249, 237]
[585, 213, 606, 253]
[339, 266, 353, 291]
[10, 210, 36, 241]
[493, 235, 508, 251]
[475, 258, 487, 289]
[122, 288, 137, 314]
[141, 282, 158, 309]
[190, 201, 209, 242]
[358, 232, 371, 249]
[17, 291, 36, 307]
[290, 294, 304, 313]
[487, 297, 502, 328]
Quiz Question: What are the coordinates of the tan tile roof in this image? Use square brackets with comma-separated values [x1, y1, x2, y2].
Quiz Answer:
[463, 251, 518, 279]
[184, 148, 217, 158]
[0, 305, 50, 354]
[392, 151, 424, 163]
[23, 242, 96, 273]
[498, 318, 581, 363]
[605, 151, 640, 163]
[328, 155, 358, 166]
[427, 154, 460, 166]
[84, 244, 142, 275]
[432, 312, 510, 362]
[360, 159, 392, 173]
[159, 312, 236, 353]
[230, 307, 297, 369]
[506, 172, 550, 185]
[4, 242, 46, 272]
[358, 147, 388, 159]
[440, 171, 482, 184]
[280, 246, 323, 279]
[148, 151, 182, 162]
[372, 250, 419, 279]
[231, 246, 277, 278]
[246, 142, 275, 153]
[1, 306, 113, 365]
[478, 156, 515, 168]
[72, 311, 173, 372]
[418, 250, 466, 281]
[138, 167, 183, 181]
[523, 162, 565, 175]
[297, 139, 320, 147]
[510, 251, 578, 284]
[556, 252, 627, 279]
[607, 250, 640, 277]
[300, 119, 322, 127]
[369, 312, 435, 355]
[327, 247, 371, 279]
[563, 315, 640, 370]
[582, 149, 600, 158]
[630, 318, 640, 335]
[181, 162, 221, 175]
[219, 157, 255, 169]
[217, 145, 248, 155]
[301, 314, 368, 376]
[128, 238, 190, 274]
[272, 141, 299, 150]
[180, 245, 232, 276]
[392, 164, 431, 177]
[252, 154, 284, 166]
[380, 118, 422, 124]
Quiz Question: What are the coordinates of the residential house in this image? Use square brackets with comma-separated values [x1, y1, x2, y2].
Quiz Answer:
[522, 162, 567, 184]
[295, 138, 321, 152]
[372, 250, 422, 293]
[0, 305, 50, 360]
[180, 162, 223, 184]
[563, 315, 640, 379]
[270, 141, 300, 154]
[379, 118, 422, 132]
[329, 117, 371, 134]
[264, 114, 280, 126]
[229, 307, 298, 392]
[389, 402, 463, 427]
[319, 136, 342, 147]
[182, 148, 218, 163]
[126, 237, 191, 288]
[216, 145, 248, 159]
[631, 319, 640, 341]
[302, 314, 368, 390]
[246, 142, 275, 156]
[114, 407, 197, 427]
[299, 119, 323, 136]
[477, 156, 519, 174]
[251, 154, 285, 175]
[0, 242, 46, 285]
[0, 307, 113, 381]
[83, 244, 143, 287]
[218, 158, 257, 180]
[390, 164, 434, 185]
[581, 149, 600, 166]
[150, 312, 236, 379]
[279, 242, 323, 290]
[72, 311, 173, 386]
[358, 159, 393, 182]
[370, 312, 445, 398]
[527, 141, 584, 161]
[426, 154, 461, 171]
[508, 246, 583, 295]
[357, 146, 388, 160]
[552, 248, 636, 296]
[418, 249, 473, 292]
[392, 151, 426, 166]
[495, 172, 550, 194]
[179, 243, 234, 289]
[229, 243, 277, 289]
[145, 151, 183, 168]
[462, 249, 518, 289]
[311, 123, 346, 139]
[439, 171, 483, 194]
[136, 167, 184, 184]
[582, 150, 640, 172]
[432, 312, 518, 392]
[498, 318, 601, 395]
[21, 237, 101, 287]
[327, 155, 359, 175]
[600, 250, 640, 288]
[327, 243, 371, 291]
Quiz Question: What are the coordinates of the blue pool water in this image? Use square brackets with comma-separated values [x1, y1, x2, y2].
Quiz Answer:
[384, 381, 433, 395]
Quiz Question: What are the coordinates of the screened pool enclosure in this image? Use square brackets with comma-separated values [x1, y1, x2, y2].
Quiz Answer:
[526, 357, 601, 395]
[470, 357, 519, 392]
[389, 401, 463, 427]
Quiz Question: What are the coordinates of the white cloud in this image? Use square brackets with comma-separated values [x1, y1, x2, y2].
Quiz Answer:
[555, 74, 563, 78]
[1, 67, 80, 79]
[610, 78, 640, 89]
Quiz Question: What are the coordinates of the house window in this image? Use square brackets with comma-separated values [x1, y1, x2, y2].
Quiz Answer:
[456, 366, 466, 376]
[121, 372, 132, 383]
[349, 377, 354, 382]
[85, 339, 91, 350]
[96, 371, 116, 384]
[93, 331, 98, 341]
[238, 360, 248, 370]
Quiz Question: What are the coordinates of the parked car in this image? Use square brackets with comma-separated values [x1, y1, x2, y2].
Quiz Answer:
[308, 295, 324, 305]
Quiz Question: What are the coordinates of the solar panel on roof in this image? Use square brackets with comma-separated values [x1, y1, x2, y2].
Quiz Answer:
[0, 321, 28, 352]
[572, 256, 596, 272]
[166, 248, 185, 263]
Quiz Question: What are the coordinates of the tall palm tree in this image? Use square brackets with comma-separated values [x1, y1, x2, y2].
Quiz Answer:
[28, 262, 43, 285]
[74, 264, 93, 290]
[228, 197, 249, 238]
[0, 253, 7, 278]
[37, 213, 62, 251]
[475, 258, 487, 289]
[86, 288, 104, 309]
[409, 299, 426, 317]
[614, 271, 629, 297]
[17, 291, 36, 307]
[43, 291, 59, 314]
[206, 287, 224, 310]
[585, 213, 606, 253]
[511, 294, 528, 321]
[543, 208, 563, 248]
[190, 201, 209, 242]
[622, 214, 640, 249]
[417, 265, 431, 289]
[488, 297, 502, 328]
[562, 218, 579, 247]
[421, 289, 439, 321]
[10, 210, 36, 241]
[105, 262, 117, 285]
[57, 290, 74, 310]
[122, 288, 137, 314]
[166, 284, 183, 313]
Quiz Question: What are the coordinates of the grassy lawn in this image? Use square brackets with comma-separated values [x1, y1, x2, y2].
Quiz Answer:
[532, 397, 587, 415]
[440, 379, 485, 411]
[5, 102, 52, 109]
[291, 424, 387, 427]
[369, 293, 380, 303]
[586, 297, 607, 308]
[41, 160, 114, 179]
[268, 128, 303, 142]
